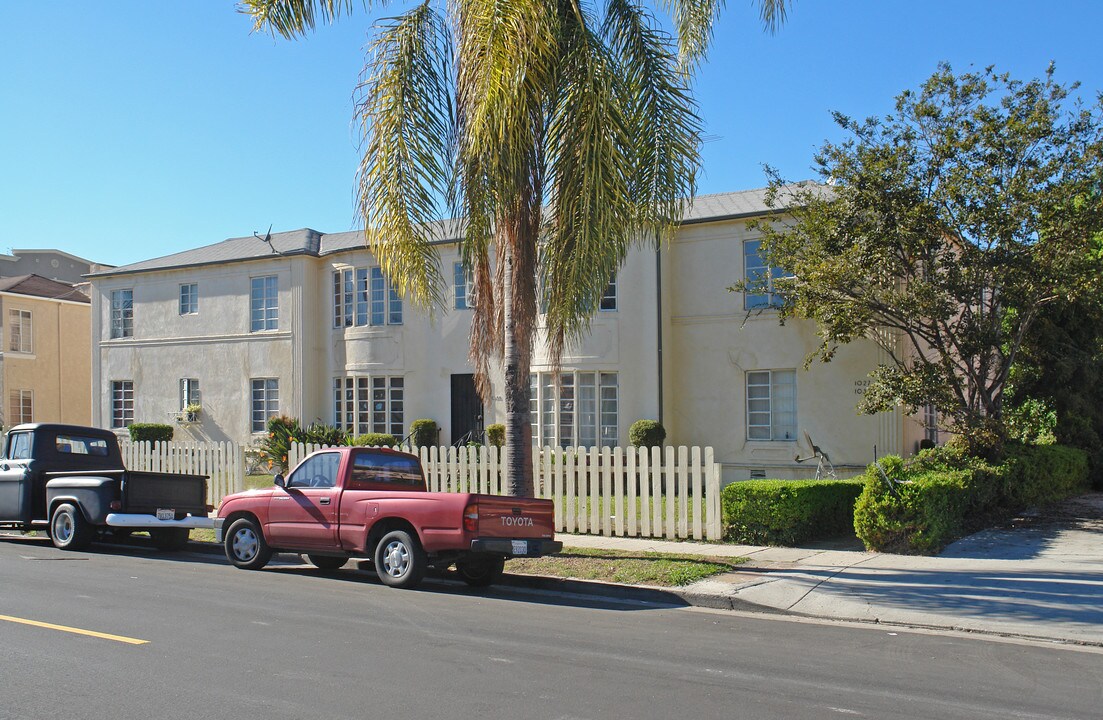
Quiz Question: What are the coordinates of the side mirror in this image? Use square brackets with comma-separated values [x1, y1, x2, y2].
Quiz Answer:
[273, 473, 285, 488]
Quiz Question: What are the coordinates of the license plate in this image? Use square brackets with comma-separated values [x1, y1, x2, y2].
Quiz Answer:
[156, 508, 175, 521]
[511, 540, 529, 555]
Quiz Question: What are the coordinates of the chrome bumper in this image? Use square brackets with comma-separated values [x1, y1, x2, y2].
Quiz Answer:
[105, 514, 224, 531]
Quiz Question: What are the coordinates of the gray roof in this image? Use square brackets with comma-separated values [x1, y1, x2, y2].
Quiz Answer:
[89, 186, 809, 278]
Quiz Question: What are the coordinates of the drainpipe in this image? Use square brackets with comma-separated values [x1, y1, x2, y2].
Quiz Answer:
[655, 237, 664, 426]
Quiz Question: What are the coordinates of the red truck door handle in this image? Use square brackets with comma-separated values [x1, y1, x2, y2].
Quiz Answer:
[319, 497, 332, 505]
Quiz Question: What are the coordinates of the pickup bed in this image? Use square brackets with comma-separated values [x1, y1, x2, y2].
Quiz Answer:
[0, 423, 217, 551]
[216, 446, 561, 589]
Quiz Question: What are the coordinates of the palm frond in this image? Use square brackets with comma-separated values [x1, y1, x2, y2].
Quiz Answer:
[241, 0, 363, 38]
[355, 1, 453, 310]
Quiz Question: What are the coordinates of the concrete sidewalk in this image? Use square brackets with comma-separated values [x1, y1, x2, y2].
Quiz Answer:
[556, 492, 1103, 645]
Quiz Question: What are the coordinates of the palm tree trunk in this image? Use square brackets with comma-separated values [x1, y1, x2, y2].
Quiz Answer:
[502, 242, 535, 496]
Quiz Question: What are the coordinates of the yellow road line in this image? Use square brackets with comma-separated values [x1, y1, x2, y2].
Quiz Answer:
[0, 614, 149, 645]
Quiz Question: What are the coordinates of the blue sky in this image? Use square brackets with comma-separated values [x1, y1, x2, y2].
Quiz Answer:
[2, 1, 1101, 268]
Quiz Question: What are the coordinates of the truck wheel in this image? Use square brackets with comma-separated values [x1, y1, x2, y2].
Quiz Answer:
[306, 555, 348, 571]
[225, 518, 272, 570]
[51, 503, 93, 551]
[374, 530, 425, 589]
[151, 528, 190, 552]
[455, 555, 506, 588]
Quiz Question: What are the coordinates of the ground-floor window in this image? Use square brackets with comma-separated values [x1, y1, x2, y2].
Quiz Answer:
[746, 369, 797, 441]
[333, 376, 405, 439]
[529, 371, 618, 448]
[251, 378, 279, 432]
[111, 381, 134, 428]
[924, 403, 939, 444]
[9, 389, 32, 425]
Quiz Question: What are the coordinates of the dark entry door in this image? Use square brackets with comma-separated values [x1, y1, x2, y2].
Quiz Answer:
[451, 374, 483, 445]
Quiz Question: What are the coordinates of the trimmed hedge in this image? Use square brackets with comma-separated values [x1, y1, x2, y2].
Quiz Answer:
[486, 424, 505, 448]
[629, 420, 667, 448]
[722, 478, 865, 546]
[128, 423, 174, 443]
[409, 419, 437, 447]
[854, 443, 1091, 554]
[350, 433, 398, 447]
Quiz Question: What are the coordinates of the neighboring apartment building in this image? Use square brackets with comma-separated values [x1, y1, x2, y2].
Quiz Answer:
[0, 248, 112, 285]
[87, 188, 932, 481]
[0, 274, 92, 427]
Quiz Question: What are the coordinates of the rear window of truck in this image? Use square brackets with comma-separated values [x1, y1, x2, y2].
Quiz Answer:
[55, 434, 111, 456]
[349, 452, 424, 489]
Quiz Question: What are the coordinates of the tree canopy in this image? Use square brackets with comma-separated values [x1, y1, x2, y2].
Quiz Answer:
[738, 64, 1103, 456]
[244, 0, 790, 493]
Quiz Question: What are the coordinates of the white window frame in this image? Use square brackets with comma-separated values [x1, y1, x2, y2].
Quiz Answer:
[746, 369, 797, 441]
[9, 389, 33, 424]
[529, 371, 618, 448]
[333, 376, 404, 438]
[453, 262, 475, 310]
[179, 283, 198, 315]
[250, 378, 280, 432]
[8, 309, 32, 353]
[179, 378, 200, 410]
[743, 239, 785, 310]
[111, 289, 134, 339]
[599, 274, 617, 312]
[333, 267, 401, 327]
[111, 381, 134, 428]
[924, 403, 939, 444]
[250, 276, 278, 332]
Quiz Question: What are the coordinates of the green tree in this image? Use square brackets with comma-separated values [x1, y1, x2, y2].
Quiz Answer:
[244, 0, 790, 494]
[738, 64, 1103, 457]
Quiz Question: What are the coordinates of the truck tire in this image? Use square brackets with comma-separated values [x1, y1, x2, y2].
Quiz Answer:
[374, 530, 426, 589]
[151, 528, 191, 552]
[51, 503, 93, 551]
[225, 518, 272, 570]
[455, 555, 506, 588]
[307, 554, 348, 571]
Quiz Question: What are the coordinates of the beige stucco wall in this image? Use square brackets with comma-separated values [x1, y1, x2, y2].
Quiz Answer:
[1, 293, 91, 426]
[90, 212, 931, 478]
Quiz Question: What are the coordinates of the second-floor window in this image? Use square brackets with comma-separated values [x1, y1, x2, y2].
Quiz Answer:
[333, 267, 402, 327]
[8, 310, 32, 353]
[600, 274, 617, 311]
[744, 240, 785, 310]
[9, 390, 32, 425]
[111, 289, 133, 338]
[453, 262, 474, 310]
[180, 283, 198, 315]
[250, 276, 278, 332]
[111, 381, 134, 428]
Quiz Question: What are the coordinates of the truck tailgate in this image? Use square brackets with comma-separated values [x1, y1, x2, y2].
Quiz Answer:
[474, 495, 556, 539]
[124, 471, 208, 516]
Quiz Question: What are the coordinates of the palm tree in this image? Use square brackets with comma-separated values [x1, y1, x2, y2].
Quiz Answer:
[243, 0, 790, 496]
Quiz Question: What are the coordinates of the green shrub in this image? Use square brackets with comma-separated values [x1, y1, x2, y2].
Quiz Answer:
[128, 423, 174, 443]
[409, 419, 438, 447]
[722, 477, 865, 546]
[350, 433, 399, 447]
[486, 423, 505, 448]
[853, 444, 1091, 554]
[257, 415, 301, 473]
[629, 420, 666, 448]
[853, 457, 973, 554]
[300, 422, 347, 447]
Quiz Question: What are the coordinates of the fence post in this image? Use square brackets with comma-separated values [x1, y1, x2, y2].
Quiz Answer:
[691, 446, 703, 540]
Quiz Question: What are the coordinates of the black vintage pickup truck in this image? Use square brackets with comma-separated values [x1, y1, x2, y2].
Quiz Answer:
[0, 423, 219, 551]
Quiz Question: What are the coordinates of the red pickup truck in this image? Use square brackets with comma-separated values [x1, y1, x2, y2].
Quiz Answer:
[215, 446, 561, 589]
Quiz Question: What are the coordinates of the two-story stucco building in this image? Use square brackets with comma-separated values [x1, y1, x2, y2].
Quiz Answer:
[88, 187, 934, 481]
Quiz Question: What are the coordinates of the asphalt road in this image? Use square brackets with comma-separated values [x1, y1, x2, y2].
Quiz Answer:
[1, 536, 1099, 720]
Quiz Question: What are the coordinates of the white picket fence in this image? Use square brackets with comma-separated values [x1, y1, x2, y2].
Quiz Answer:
[120, 440, 245, 506]
[290, 443, 723, 541]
